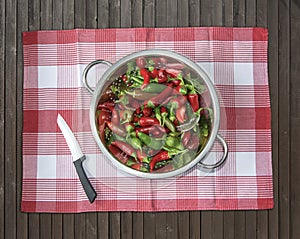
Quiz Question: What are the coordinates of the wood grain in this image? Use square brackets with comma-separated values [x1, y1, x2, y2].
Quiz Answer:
[0, 0, 298, 238]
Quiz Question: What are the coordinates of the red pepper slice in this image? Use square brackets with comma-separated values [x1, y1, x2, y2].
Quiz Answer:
[98, 109, 111, 126]
[108, 144, 129, 164]
[140, 68, 151, 90]
[111, 140, 137, 158]
[176, 105, 187, 124]
[138, 117, 160, 127]
[149, 150, 170, 171]
[106, 121, 126, 137]
[187, 93, 200, 112]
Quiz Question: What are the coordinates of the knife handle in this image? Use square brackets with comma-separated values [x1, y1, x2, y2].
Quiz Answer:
[73, 156, 97, 203]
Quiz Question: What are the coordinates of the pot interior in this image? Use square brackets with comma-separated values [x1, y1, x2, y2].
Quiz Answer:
[91, 49, 220, 179]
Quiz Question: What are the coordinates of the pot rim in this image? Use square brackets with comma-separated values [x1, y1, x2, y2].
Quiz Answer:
[89, 49, 220, 179]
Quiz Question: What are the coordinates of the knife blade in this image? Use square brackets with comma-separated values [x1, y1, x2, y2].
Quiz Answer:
[57, 114, 97, 203]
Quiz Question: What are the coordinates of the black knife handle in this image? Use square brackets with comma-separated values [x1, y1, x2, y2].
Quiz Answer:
[73, 156, 97, 203]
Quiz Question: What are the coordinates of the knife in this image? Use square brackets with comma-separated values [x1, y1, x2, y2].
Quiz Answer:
[57, 114, 97, 203]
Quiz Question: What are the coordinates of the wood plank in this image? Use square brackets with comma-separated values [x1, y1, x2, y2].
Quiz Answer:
[86, 0, 97, 28]
[190, 211, 200, 239]
[223, 0, 233, 27]
[177, 212, 189, 239]
[16, 2, 28, 233]
[75, 0, 86, 28]
[223, 212, 235, 239]
[131, 0, 142, 27]
[245, 211, 256, 239]
[27, 2, 40, 235]
[132, 213, 143, 239]
[245, 0, 256, 25]
[121, 212, 132, 239]
[98, 213, 109, 239]
[109, 0, 121, 28]
[40, 214, 52, 239]
[63, 214, 74, 239]
[255, 1, 269, 239]
[121, 0, 131, 27]
[290, 1, 300, 239]
[177, 0, 189, 27]
[211, 212, 223, 239]
[201, 0, 222, 26]
[86, 213, 97, 239]
[74, 215, 86, 239]
[0, 0, 5, 237]
[52, 214, 62, 239]
[155, 0, 167, 27]
[155, 212, 167, 239]
[143, 0, 155, 27]
[189, 0, 200, 26]
[278, 0, 290, 238]
[40, 0, 52, 30]
[234, 211, 246, 239]
[233, 0, 245, 26]
[98, 0, 109, 28]
[166, 212, 178, 239]
[63, 0, 75, 29]
[143, 213, 156, 239]
[52, 0, 63, 30]
[110, 212, 121, 239]
[166, 0, 177, 27]
[201, 212, 212, 239]
[267, 0, 279, 238]
[5, 0, 17, 238]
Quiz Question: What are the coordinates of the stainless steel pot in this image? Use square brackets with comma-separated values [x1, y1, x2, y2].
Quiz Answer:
[83, 49, 228, 179]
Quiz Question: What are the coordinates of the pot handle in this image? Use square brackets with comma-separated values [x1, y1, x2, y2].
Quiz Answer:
[82, 60, 113, 94]
[197, 134, 228, 170]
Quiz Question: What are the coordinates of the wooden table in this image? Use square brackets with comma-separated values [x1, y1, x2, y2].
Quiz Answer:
[1, 0, 299, 238]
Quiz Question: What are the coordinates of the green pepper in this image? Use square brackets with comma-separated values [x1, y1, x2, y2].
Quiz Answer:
[137, 132, 164, 150]
[142, 83, 167, 93]
[126, 136, 142, 150]
[154, 107, 162, 125]
[164, 118, 176, 132]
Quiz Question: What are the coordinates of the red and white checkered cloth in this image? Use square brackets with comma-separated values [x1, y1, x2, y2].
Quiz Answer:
[21, 27, 273, 212]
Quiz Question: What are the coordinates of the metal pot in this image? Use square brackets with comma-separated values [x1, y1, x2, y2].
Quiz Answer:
[83, 49, 228, 179]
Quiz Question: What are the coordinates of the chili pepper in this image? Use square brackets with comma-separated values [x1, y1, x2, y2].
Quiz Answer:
[165, 136, 181, 149]
[140, 68, 151, 90]
[137, 132, 164, 150]
[169, 79, 182, 87]
[133, 115, 140, 123]
[147, 86, 173, 105]
[170, 96, 187, 109]
[165, 63, 185, 69]
[97, 101, 115, 112]
[111, 140, 137, 158]
[98, 123, 107, 143]
[199, 90, 211, 108]
[186, 134, 200, 150]
[111, 109, 120, 125]
[158, 69, 168, 83]
[126, 136, 142, 150]
[149, 150, 171, 171]
[154, 107, 162, 125]
[187, 93, 199, 112]
[137, 150, 148, 162]
[176, 105, 187, 124]
[135, 125, 164, 137]
[138, 117, 160, 127]
[164, 117, 176, 132]
[131, 163, 142, 170]
[175, 85, 187, 95]
[97, 109, 111, 126]
[136, 57, 147, 68]
[182, 131, 191, 147]
[165, 68, 182, 78]
[108, 144, 129, 164]
[160, 95, 174, 106]
[124, 122, 135, 133]
[150, 68, 158, 78]
[142, 83, 167, 93]
[142, 106, 152, 117]
[106, 121, 126, 137]
[128, 88, 157, 101]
